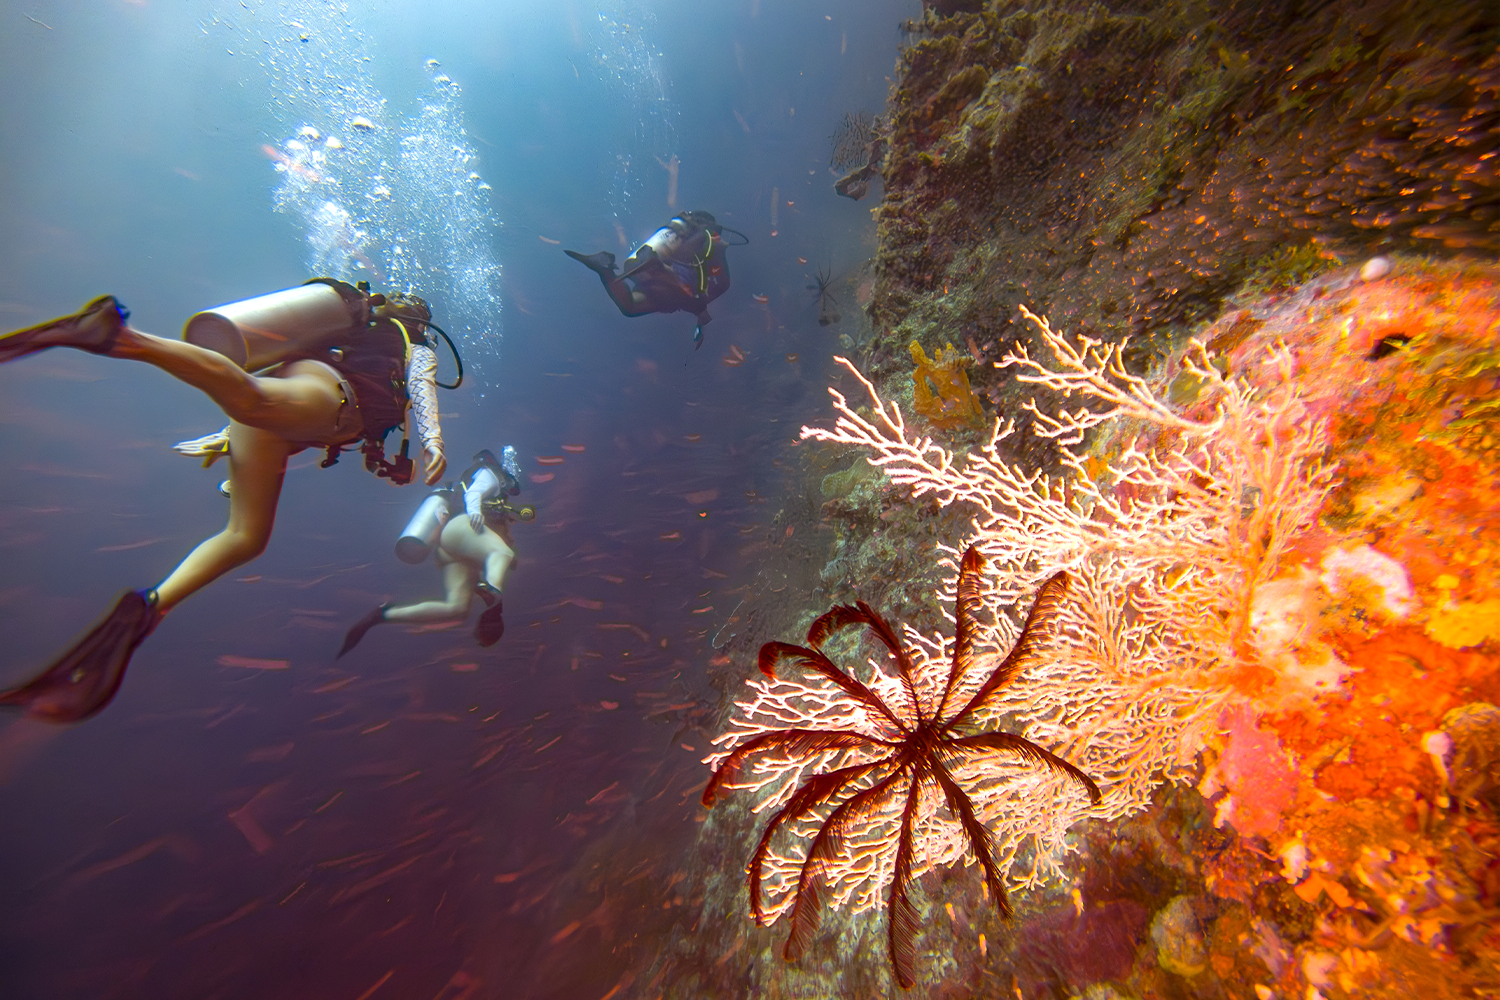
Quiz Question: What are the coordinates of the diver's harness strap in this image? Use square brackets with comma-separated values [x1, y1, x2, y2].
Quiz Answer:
[319, 317, 418, 486]
[481, 496, 536, 524]
[690, 231, 716, 296]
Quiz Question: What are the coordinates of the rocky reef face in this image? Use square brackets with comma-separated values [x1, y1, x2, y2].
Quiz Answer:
[653, 3, 1500, 998]
[871, 0, 1498, 380]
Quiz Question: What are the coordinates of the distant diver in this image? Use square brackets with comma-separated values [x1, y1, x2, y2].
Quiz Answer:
[0, 279, 460, 723]
[340, 446, 533, 656]
[564, 210, 747, 347]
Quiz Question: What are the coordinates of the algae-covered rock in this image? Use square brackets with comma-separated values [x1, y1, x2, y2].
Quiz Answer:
[819, 459, 883, 502]
[1149, 895, 1207, 977]
[871, 0, 1500, 388]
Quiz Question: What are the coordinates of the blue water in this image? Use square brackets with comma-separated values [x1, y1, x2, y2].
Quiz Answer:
[0, 1, 916, 997]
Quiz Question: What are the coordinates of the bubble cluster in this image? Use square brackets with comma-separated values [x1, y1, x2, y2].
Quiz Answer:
[578, 1, 679, 223]
[216, 1, 503, 379]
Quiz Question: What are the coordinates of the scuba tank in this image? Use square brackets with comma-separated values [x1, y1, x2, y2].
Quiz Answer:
[395, 489, 456, 563]
[182, 279, 366, 372]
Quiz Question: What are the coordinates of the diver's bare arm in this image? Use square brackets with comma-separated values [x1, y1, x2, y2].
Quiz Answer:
[464, 466, 502, 533]
[406, 343, 446, 483]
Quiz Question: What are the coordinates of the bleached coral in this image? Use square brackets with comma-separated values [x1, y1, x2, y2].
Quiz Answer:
[712, 306, 1340, 914]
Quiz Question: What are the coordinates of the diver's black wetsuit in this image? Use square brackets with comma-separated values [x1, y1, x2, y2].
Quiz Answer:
[566, 211, 732, 346]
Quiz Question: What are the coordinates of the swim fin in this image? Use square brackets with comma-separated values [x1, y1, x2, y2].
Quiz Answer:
[564, 249, 617, 277]
[475, 598, 504, 647]
[338, 603, 389, 659]
[474, 580, 501, 608]
[0, 296, 128, 364]
[0, 589, 161, 723]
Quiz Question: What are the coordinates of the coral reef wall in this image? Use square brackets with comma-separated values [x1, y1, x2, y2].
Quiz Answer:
[871, 0, 1499, 375]
[649, 3, 1500, 997]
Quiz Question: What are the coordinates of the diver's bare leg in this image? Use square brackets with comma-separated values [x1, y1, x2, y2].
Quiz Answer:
[382, 555, 478, 624]
[110, 329, 345, 440]
[437, 518, 515, 593]
[436, 519, 513, 646]
[153, 422, 294, 611]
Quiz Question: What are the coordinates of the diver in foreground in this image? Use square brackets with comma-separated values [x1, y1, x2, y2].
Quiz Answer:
[0, 280, 450, 722]
[340, 446, 531, 656]
[564, 210, 744, 347]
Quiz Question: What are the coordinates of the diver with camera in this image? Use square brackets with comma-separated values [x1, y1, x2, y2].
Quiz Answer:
[0, 278, 457, 722]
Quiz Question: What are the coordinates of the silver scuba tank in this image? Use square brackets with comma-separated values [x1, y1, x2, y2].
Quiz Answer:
[395, 489, 455, 564]
[182, 281, 361, 372]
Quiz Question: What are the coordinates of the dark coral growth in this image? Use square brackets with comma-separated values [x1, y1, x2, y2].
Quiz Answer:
[868, 0, 1500, 379]
[702, 546, 1100, 989]
[830, 110, 881, 172]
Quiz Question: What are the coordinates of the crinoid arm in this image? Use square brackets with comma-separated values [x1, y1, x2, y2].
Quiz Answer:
[887, 762, 927, 990]
[935, 545, 990, 721]
[946, 570, 1071, 728]
[782, 762, 913, 966]
[747, 759, 891, 924]
[701, 728, 877, 807]
[928, 756, 1011, 920]
[805, 600, 921, 719]
[949, 731, 1103, 804]
[758, 639, 906, 731]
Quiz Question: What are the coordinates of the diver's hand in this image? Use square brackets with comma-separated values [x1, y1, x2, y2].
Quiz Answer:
[423, 447, 447, 486]
[469, 511, 486, 534]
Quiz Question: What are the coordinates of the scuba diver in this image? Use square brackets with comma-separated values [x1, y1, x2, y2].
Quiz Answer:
[0, 279, 455, 723]
[564, 210, 746, 347]
[339, 447, 532, 655]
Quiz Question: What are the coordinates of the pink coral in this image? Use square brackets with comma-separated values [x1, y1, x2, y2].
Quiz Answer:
[1200, 705, 1299, 839]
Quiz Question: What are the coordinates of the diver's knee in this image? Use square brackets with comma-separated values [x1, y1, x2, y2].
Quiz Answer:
[223, 528, 272, 563]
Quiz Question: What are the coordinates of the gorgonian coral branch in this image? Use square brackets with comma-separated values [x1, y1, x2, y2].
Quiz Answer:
[1002, 304, 1221, 443]
[757, 306, 1340, 928]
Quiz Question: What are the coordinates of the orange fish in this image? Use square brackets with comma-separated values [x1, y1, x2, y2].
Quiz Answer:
[797, 257, 808, 265]
[260, 144, 320, 182]
[561, 444, 586, 453]
[536, 455, 565, 465]
[217, 655, 289, 671]
[752, 293, 769, 304]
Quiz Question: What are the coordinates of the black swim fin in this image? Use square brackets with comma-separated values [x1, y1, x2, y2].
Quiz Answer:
[475, 598, 504, 647]
[338, 604, 389, 659]
[0, 589, 161, 723]
[0, 296, 128, 364]
[564, 249, 617, 276]
[475, 580, 501, 608]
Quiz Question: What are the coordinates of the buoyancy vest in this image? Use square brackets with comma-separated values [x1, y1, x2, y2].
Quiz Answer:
[303, 279, 434, 486]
